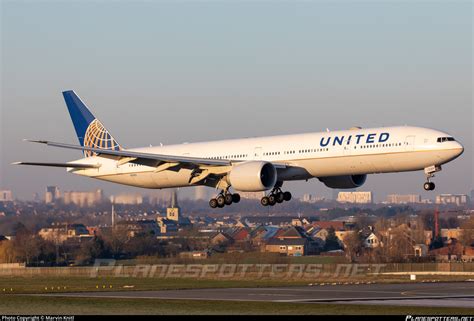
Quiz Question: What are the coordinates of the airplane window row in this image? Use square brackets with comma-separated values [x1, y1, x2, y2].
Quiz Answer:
[358, 142, 402, 149]
[129, 163, 142, 167]
[208, 154, 248, 160]
[264, 151, 280, 156]
[437, 137, 455, 143]
[299, 148, 328, 153]
[265, 148, 330, 156]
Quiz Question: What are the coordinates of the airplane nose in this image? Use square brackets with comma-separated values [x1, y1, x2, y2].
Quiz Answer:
[454, 142, 464, 157]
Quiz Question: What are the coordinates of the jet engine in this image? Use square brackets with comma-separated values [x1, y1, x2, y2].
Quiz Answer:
[318, 174, 367, 189]
[227, 161, 277, 192]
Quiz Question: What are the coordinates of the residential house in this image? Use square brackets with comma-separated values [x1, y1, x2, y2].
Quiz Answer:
[39, 223, 92, 243]
[429, 241, 474, 262]
[264, 226, 317, 256]
[210, 232, 233, 246]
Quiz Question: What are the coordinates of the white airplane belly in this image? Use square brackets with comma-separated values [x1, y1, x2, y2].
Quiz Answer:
[151, 168, 193, 188]
[303, 150, 440, 177]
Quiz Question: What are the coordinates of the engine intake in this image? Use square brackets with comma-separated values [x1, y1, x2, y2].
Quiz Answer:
[318, 174, 367, 189]
[228, 161, 277, 192]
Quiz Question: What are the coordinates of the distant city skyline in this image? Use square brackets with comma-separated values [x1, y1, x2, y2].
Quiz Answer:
[1, 1, 472, 201]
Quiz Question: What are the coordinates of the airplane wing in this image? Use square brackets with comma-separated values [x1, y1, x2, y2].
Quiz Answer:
[12, 161, 100, 169]
[23, 139, 231, 167]
[17, 140, 288, 185]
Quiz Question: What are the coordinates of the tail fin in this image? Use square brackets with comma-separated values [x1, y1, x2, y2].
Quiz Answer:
[62, 90, 122, 157]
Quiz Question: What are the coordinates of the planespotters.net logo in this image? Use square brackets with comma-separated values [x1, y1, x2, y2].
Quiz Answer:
[406, 316, 474, 321]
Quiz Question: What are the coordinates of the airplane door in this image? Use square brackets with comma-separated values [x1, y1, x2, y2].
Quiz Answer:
[253, 147, 262, 160]
[405, 136, 415, 151]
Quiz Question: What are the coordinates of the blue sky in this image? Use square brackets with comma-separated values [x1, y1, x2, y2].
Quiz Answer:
[1, 1, 472, 200]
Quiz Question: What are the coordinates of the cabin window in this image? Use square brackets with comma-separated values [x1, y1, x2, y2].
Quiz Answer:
[437, 137, 455, 143]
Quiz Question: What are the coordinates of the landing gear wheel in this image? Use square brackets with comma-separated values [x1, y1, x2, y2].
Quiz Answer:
[224, 194, 233, 205]
[232, 193, 241, 203]
[283, 191, 292, 201]
[209, 198, 218, 208]
[275, 192, 284, 203]
[424, 182, 435, 191]
[268, 194, 277, 206]
[217, 195, 226, 207]
[261, 196, 270, 206]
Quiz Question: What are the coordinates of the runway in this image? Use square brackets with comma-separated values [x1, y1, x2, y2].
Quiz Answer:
[38, 282, 474, 308]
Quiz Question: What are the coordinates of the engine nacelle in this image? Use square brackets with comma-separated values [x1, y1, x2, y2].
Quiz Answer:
[227, 161, 277, 192]
[318, 174, 367, 189]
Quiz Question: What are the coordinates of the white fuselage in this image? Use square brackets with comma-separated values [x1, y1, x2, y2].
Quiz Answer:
[68, 126, 464, 190]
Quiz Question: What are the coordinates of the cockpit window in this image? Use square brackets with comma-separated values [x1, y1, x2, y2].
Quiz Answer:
[437, 137, 455, 143]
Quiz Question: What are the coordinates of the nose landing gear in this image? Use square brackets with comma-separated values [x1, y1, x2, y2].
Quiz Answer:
[423, 165, 441, 191]
[423, 182, 435, 191]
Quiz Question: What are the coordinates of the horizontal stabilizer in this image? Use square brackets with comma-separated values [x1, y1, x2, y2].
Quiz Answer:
[12, 162, 100, 169]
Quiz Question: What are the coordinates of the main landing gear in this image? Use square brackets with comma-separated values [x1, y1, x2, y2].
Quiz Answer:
[261, 187, 292, 207]
[209, 191, 240, 208]
[423, 165, 441, 191]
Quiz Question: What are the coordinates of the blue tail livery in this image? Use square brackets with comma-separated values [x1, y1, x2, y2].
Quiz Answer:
[62, 90, 122, 157]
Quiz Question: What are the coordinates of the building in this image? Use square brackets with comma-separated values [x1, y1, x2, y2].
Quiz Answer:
[156, 218, 178, 235]
[414, 244, 429, 257]
[63, 189, 103, 207]
[301, 194, 325, 203]
[45, 186, 60, 204]
[38, 223, 92, 243]
[363, 232, 381, 248]
[429, 241, 474, 262]
[435, 194, 469, 206]
[265, 238, 307, 256]
[0, 190, 13, 202]
[440, 228, 462, 241]
[111, 194, 143, 205]
[117, 219, 161, 238]
[210, 232, 233, 246]
[167, 189, 180, 221]
[386, 194, 421, 204]
[337, 191, 372, 204]
[264, 226, 316, 256]
[311, 221, 346, 231]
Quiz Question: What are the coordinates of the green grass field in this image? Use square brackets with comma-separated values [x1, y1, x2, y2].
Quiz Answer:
[1, 275, 473, 315]
[0, 276, 312, 294]
[1, 295, 473, 315]
[0, 274, 470, 295]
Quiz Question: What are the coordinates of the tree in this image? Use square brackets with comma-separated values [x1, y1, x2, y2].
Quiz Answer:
[12, 223, 41, 265]
[430, 235, 444, 250]
[103, 227, 128, 259]
[0, 240, 15, 263]
[75, 236, 110, 265]
[343, 231, 364, 262]
[385, 226, 414, 262]
[323, 227, 341, 252]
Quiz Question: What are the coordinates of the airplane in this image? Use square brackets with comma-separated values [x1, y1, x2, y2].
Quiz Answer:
[14, 91, 464, 208]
